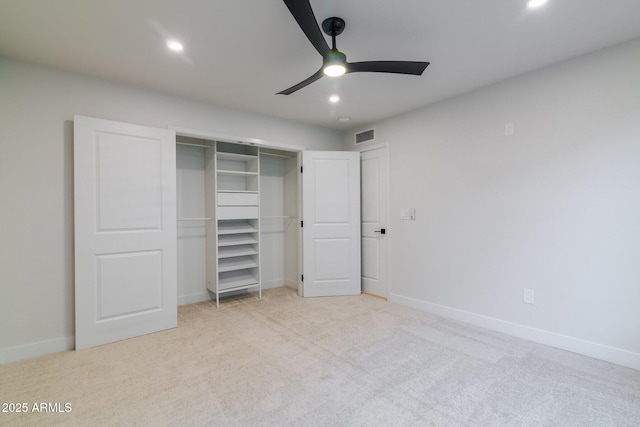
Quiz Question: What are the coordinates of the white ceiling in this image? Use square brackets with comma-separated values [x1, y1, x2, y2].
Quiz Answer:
[2, 0, 640, 130]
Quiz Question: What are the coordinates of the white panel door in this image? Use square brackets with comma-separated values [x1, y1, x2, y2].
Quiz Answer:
[74, 115, 177, 350]
[302, 151, 361, 297]
[361, 146, 388, 298]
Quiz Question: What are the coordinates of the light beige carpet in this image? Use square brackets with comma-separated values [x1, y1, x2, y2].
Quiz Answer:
[1, 287, 639, 426]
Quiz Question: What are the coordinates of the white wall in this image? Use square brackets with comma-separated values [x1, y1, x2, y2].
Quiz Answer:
[346, 38, 640, 370]
[0, 57, 341, 363]
[176, 144, 208, 305]
[260, 154, 299, 290]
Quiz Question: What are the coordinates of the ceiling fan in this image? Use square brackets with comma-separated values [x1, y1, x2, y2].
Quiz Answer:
[277, 0, 430, 95]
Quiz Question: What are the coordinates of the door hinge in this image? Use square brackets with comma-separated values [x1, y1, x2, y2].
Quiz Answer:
[301, 275, 304, 282]
[300, 166, 303, 173]
[300, 220, 303, 227]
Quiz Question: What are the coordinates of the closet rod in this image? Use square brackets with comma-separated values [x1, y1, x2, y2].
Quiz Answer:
[177, 142, 211, 149]
[261, 152, 292, 159]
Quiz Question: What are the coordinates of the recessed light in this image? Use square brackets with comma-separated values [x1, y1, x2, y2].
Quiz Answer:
[167, 40, 184, 52]
[329, 95, 340, 103]
[526, 0, 548, 9]
[338, 117, 351, 123]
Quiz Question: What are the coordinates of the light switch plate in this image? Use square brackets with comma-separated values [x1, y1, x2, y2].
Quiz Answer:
[400, 209, 410, 220]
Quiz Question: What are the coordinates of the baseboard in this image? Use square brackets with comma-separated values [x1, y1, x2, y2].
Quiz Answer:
[284, 278, 298, 290]
[262, 278, 300, 290]
[178, 292, 211, 306]
[389, 293, 640, 371]
[0, 336, 75, 365]
[261, 279, 282, 290]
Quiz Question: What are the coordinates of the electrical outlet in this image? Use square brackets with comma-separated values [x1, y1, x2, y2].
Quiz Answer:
[505, 123, 514, 136]
[523, 288, 534, 304]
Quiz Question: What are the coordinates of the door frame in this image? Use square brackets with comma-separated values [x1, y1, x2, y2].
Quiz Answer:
[170, 126, 304, 153]
[353, 142, 391, 299]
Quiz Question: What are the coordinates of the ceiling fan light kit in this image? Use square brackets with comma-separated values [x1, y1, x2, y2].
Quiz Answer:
[527, 0, 548, 9]
[278, 0, 429, 95]
[323, 51, 347, 77]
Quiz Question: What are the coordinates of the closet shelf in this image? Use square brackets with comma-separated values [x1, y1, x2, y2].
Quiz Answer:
[218, 274, 260, 291]
[218, 245, 258, 258]
[217, 169, 258, 177]
[261, 152, 292, 159]
[216, 190, 258, 194]
[218, 281, 260, 292]
[218, 256, 259, 273]
[261, 216, 294, 220]
[217, 152, 258, 161]
[177, 217, 213, 221]
[177, 142, 211, 149]
[217, 223, 257, 235]
[218, 234, 258, 246]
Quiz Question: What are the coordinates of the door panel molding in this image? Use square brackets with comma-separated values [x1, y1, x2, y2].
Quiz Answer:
[74, 115, 177, 350]
[302, 151, 361, 297]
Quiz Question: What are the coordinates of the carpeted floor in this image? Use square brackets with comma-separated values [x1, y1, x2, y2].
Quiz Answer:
[1, 286, 639, 426]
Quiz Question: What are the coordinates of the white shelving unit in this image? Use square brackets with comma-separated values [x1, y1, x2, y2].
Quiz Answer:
[207, 141, 261, 307]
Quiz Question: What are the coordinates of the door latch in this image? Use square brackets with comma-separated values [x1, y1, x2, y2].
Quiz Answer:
[374, 228, 386, 235]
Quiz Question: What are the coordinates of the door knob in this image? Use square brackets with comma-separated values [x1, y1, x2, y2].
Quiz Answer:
[374, 228, 386, 234]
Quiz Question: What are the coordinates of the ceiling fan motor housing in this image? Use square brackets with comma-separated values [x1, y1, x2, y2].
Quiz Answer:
[322, 17, 346, 37]
[324, 49, 347, 65]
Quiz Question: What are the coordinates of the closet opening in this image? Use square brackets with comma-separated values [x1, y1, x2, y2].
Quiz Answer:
[176, 135, 300, 307]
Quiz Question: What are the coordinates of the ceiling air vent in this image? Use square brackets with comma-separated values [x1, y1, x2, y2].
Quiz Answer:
[354, 128, 375, 145]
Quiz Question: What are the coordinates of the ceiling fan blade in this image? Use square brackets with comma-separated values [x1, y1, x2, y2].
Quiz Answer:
[277, 68, 325, 95]
[347, 61, 430, 75]
[282, 0, 330, 56]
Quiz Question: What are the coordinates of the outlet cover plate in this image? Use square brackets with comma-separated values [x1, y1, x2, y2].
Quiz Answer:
[523, 288, 534, 304]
